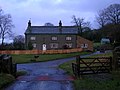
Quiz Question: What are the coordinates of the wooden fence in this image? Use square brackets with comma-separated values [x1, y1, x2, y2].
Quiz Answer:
[0, 48, 82, 54]
[72, 56, 112, 77]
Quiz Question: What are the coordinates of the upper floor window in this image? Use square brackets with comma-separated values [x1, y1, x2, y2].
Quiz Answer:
[52, 36, 57, 40]
[30, 36, 36, 40]
[66, 37, 72, 40]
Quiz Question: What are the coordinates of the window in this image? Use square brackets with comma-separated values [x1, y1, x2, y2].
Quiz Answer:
[66, 43, 72, 48]
[66, 37, 71, 40]
[32, 43, 36, 48]
[52, 37, 57, 40]
[30, 36, 36, 40]
[81, 44, 88, 48]
[50, 43, 58, 48]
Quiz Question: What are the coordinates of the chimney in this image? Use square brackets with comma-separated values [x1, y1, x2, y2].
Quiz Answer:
[28, 20, 31, 32]
[59, 20, 62, 33]
[28, 20, 31, 27]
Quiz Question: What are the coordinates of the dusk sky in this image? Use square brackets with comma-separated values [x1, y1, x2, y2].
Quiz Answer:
[0, 0, 120, 36]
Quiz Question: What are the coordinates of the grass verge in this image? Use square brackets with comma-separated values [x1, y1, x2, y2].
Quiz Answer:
[0, 74, 15, 89]
[0, 71, 27, 89]
[59, 52, 120, 90]
[11, 52, 91, 64]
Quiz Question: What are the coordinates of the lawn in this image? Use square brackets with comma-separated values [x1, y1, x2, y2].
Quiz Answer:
[59, 52, 120, 90]
[11, 52, 90, 64]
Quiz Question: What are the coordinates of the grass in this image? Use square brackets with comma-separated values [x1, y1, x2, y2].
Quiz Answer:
[0, 71, 27, 89]
[0, 74, 15, 89]
[11, 52, 91, 64]
[59, 52, 120, 90]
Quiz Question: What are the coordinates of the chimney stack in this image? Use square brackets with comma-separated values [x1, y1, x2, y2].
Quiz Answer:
[28, 20, 31, 33]
[59, 20, 62, 33]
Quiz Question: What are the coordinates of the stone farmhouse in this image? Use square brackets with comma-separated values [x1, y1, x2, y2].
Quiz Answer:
[25, 20, 93, 51]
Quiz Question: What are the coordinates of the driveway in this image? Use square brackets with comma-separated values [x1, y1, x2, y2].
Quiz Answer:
[5, 51, 110, 90]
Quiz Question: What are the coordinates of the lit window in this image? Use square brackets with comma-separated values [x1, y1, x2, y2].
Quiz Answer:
[30, 37, 36, 40]
[50, 43, 58, 48]
[52, 37, 57, 40]
[32, 43, 36, 48]
[66, 43, 72, 48]
[84, 44, 88, 48]
[81, 44, 88, 48]
[66, 37, 71, 40]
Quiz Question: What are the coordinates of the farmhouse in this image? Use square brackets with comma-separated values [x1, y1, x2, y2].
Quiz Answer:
[25, 20, 93, 51]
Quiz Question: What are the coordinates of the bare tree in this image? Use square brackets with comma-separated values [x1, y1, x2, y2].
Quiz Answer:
[96, 4, 120, 27]
[0, 8, 14, 45]
[96, 10, 107, 28]
[72, 15, 90, 36]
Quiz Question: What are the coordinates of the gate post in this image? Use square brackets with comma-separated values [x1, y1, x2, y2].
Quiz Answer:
[110, 56, 112, 71]
[76, 55, 80, 78]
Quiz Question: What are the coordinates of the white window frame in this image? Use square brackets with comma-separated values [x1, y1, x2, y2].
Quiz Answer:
[32, 43, 36, 48]
[81, 44, 88, 48]
[30, 36, 36, 40]
[66, 37, 72, 40]
[50, 43, 58, 48]
[66, 43, 72, 48]
[51, 36, 57, 40]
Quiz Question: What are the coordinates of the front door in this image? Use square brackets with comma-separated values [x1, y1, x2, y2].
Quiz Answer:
[42, 44, 46, 50]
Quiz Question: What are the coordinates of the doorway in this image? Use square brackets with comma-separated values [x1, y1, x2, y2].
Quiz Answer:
[42, 44, 46, 50]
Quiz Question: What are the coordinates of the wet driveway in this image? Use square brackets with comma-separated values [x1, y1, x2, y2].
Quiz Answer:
[5, 51, 110, 90]
[5, 57, 77, 90]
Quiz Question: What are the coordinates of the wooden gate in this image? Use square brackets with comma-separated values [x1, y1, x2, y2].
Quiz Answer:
[72, 56, 112, 77]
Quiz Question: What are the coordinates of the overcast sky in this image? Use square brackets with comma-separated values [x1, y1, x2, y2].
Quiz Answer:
[0, 0, 120, 36]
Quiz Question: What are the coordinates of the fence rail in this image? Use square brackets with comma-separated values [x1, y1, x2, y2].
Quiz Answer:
[0, 48, 82, 54]
[72, 56, 112, 77]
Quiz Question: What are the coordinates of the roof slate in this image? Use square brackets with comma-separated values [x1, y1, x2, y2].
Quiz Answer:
[25, 26, 78, 34]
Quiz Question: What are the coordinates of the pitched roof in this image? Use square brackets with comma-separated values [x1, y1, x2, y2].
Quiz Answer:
[25, 26, 78, 34]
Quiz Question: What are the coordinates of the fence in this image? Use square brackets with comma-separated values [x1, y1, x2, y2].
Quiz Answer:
[0, 54, 17, 76]
[72, 56, 112, 77]
[0, 48, 82, 54]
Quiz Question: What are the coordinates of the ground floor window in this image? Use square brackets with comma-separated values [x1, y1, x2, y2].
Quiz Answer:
[66, 43, 72, 48]
[81, 44, 88, 48]
[50, 43, 58, 48]
[32, 43, 36, 48]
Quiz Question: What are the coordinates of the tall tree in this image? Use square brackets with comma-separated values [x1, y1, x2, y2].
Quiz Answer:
[96, 4, 120, 27]
[0, 8, 14, 45]
[72, 15, 90, 36]
[96, 10, 107, 28]
[105, 4, 120, 25]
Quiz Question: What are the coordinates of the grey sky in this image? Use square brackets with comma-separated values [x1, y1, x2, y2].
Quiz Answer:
[0, 0, 120, 36]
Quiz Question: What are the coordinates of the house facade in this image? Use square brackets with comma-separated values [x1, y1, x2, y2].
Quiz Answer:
[25, 20, 93, 51]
